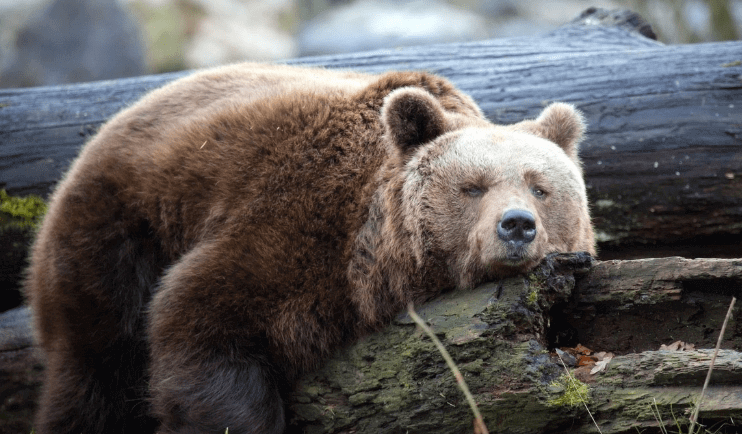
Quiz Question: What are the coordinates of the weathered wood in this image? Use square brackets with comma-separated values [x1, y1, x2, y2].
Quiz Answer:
[575, 257, 742, 304]
[583, 350, 742, 434]
[1, 9, 741, 252]
[3, 254, 740, 433]
[559, 257, 742, 358]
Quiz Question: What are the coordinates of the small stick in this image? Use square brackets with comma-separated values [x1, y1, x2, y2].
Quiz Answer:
[407, 304, 489, 434]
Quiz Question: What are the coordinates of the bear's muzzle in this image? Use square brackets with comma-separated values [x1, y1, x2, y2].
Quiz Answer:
[497, 209, 536, 262]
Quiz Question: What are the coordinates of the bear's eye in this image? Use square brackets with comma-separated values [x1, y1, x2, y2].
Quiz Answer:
[531, 187, 547, 199]
[462, 186, 485, 197]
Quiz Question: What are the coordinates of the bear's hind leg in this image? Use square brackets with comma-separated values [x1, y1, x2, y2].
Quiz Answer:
[148, 242, 288, 434]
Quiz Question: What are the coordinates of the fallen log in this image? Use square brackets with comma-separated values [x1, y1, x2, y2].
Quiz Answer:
[1, 9, 741, 254]
[2, 254, 740, 433]
[283, 254, 741, 433]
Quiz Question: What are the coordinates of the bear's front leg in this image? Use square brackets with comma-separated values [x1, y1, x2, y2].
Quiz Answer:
[148, 243, 287, 434]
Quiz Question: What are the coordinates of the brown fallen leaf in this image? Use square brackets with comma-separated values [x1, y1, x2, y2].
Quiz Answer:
[594, 351, 614, 361]
[660, 340, 682, 351]
[577, 355, 598, 366]
[659, 340, 696, 351]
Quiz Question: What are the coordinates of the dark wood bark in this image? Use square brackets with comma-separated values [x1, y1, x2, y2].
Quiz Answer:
[566, 257, 742, 353]
[1, 9, 741, 253]
[3, 254, 740, 433]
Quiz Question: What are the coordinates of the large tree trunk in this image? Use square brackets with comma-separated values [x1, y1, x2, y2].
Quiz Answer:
[1, 9, 741, 254]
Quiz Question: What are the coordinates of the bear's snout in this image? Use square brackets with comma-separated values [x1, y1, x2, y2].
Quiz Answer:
[497, 209, 536, 260]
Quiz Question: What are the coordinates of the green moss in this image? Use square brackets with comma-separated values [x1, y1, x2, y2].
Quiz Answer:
[546, 374, 590, 408]
[0, 189, 47, 230]
[527, 272, 546, 290]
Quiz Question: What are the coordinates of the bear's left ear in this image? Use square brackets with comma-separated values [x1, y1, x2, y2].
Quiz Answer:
[381, 87, 447, 156]
[526, 103, 586, 162]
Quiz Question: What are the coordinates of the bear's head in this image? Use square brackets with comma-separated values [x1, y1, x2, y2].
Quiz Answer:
[381, 87, 595, 289]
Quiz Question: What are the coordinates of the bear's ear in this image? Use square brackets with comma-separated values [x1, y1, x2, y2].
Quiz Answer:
[381, 87, 447, 155]
[526, 103, 586, 162]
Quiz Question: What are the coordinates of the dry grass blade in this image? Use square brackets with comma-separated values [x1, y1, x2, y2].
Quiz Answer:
[407, 304, 489, 434]
[688, 296, 736, 434]
[555, 353, 603, 434]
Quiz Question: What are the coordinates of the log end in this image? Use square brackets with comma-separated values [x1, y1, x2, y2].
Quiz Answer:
[569, 7, 658, 41]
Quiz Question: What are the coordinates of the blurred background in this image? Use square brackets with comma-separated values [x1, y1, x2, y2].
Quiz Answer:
[0, 0, 740, 88]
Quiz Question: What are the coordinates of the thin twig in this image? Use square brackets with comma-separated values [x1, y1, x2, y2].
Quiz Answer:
[688, 296, 736, 434]
[407, 303, 489, 434]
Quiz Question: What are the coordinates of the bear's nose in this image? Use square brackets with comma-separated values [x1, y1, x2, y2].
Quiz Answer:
[497, 209, 536, 245]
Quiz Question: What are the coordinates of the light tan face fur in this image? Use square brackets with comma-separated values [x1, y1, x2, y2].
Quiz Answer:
[403, 123, 594, 289]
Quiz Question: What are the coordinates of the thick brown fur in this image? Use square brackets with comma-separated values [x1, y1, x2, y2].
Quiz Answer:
[25, 63, 595, 434]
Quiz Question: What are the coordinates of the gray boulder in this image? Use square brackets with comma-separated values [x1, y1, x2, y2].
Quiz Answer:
[1, 0, 146, 88]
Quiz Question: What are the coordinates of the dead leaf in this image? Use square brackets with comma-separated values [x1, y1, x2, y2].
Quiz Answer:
[590, 354, 613, 374]
[595, 352, 614, 361]
[577, 355, 598, 367]
[660, 341, 696, 351]
[574, 344, 592, 355]
[660, 340, 683, 351]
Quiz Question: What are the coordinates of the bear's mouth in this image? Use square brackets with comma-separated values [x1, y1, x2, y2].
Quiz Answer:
[503, 241, 531, 264]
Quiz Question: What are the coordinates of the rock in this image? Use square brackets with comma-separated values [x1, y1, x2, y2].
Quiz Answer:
[0, 307, 39, 434]
[0, 307, 33, 351]
[475, 0, 519, 18]
[0, 0, 146, 88]
[297, 0, 491, 56]
[183, 0, 297, 68]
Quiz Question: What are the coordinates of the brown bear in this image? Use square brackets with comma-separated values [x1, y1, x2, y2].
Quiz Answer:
[25, 63, 595, 434]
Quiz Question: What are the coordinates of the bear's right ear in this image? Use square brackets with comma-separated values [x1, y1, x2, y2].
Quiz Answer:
[381, 87, 447, 156]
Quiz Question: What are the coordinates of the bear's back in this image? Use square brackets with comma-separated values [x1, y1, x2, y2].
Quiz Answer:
[36, 64, 397, 297]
